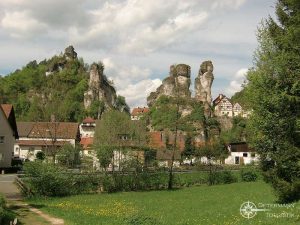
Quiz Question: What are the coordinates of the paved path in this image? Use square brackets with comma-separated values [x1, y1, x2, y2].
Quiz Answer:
[0, 174, 22, 200]
[0, 174, 64, 225]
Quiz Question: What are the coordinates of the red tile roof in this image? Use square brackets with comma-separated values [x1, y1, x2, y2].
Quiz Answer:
[17, 122, 79, 139]
[82, 117, 95, 124]
[80, 137, 94, 149]
[131, 107, 149, 116]
[0, 104, 13, 118]
[149, 131, 185, 160]
[0, 104, 18, 138]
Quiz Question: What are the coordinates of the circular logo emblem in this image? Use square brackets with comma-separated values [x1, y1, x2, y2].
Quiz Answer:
[240, 201, 257, 219]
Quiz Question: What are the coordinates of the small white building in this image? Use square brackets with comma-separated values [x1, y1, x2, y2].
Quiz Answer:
[15, 122, 79, 161]
[213, 94, 233, 117]
[80, 117, 96, 138]
[131, 107, 149, 120]
[225, 142, 259, 165]
[233, 103, 243, 117]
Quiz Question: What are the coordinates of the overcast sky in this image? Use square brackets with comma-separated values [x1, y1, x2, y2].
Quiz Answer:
[0, 0, 276, 108]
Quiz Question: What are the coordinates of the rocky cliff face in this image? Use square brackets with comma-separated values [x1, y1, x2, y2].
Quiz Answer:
[147, 61, 214, 109]
[64, 45, 77, 60]
[194, 61, 214, 117]
[147, 64, 191, 107]
[84, 62, 117, 110]
[195, 61, 214, 104]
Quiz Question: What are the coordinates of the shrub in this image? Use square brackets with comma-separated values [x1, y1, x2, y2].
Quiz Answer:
[0, 194, 15, 224]
[35, 151, 45, 161]
[23, 161, 101, 196]
[241, 169, 258, 182]
[23, 161, 74, 196]
[272, 179, 300, 203]
[207, 170, 238, 185]
[102, 172, 169, 193]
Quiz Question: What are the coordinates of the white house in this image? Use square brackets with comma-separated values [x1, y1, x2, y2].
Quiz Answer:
[131, 107, 149, 120]
[14, 122, 79, 161]
[225, 142, 259, 165]
[0, 104, 18, 168]
[233, 103, 243, 116]
[79, 117, 96, 138]
[213, 94, 251, 118]
[213, 94, 233, 117]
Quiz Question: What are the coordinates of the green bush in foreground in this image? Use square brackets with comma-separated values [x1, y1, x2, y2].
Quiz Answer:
[23, 161, 100, 197]
[208, 170, 238, 185]
[241, 168, 258, 182]
[0, 194, 15, 224]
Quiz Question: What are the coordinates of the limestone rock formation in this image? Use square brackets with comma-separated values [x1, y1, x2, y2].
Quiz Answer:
[64, 45, 77, 60]
[195, 60, 214, 104]
[147, 64, 191, 107]
[84, 62, 117, 110]
[194, 61, 214, 117]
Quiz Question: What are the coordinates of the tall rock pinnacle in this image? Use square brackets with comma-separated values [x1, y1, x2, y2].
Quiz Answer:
[147, 64, 191, 107]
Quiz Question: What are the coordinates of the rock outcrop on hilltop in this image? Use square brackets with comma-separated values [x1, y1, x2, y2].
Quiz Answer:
[147, 64, 191, 107]
[84, 62, 117, 110]
[46, 46, 78, 76]
[147, 61, 214, 112]
[194, 61, 214, 104]
[64, 45, 77, 60]
[195, 61, 214, 117]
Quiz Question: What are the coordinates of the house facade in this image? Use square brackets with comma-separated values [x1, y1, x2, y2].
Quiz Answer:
[213, 94, 233, 117]
[0, 104, 18, 168]
[80, 117, 96, 138]
[14, 122, 79, 161]
[131, 107, 149, 120]
[213, 94, 250, 118]
[233, 103, 243, 116]
[225, 142, 259, 165]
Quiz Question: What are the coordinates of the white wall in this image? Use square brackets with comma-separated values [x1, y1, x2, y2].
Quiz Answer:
[225, 152, 259, 165]
[79, 124, 95, 137]
[0, 111, 15, 167]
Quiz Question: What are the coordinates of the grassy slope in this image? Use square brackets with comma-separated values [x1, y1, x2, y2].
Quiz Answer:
[27, 182, 300, 225]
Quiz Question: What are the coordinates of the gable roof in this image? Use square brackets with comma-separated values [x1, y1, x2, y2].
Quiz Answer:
[213, 94, 232, 106]
[17, 122, 79, 139]
[1, 104, 13, 118]
[82, 117, 95, 124]
[131, 107, 149, 116]
[0, 104, 18, 138]
[229, 142, 254, 152]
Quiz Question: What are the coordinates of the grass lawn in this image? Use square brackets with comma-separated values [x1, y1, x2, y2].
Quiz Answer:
[26, 181, 300, 225]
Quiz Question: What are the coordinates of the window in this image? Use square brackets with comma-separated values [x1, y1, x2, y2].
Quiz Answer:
[0, 136, 4, 143]
[243, 153, 248, 157]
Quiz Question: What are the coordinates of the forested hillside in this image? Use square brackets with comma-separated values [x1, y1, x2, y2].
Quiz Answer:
[0, 46, 122, 122]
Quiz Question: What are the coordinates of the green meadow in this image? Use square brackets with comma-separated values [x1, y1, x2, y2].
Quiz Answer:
[26, 181, 300, 225]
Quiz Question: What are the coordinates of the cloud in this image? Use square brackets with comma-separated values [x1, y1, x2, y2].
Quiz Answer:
[225, 68, 248, 96]
[0, 0, 248, 54]
[100, 57, 160, 107]
[1, 11, 47, 38]
[118, 79, 162, 108]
